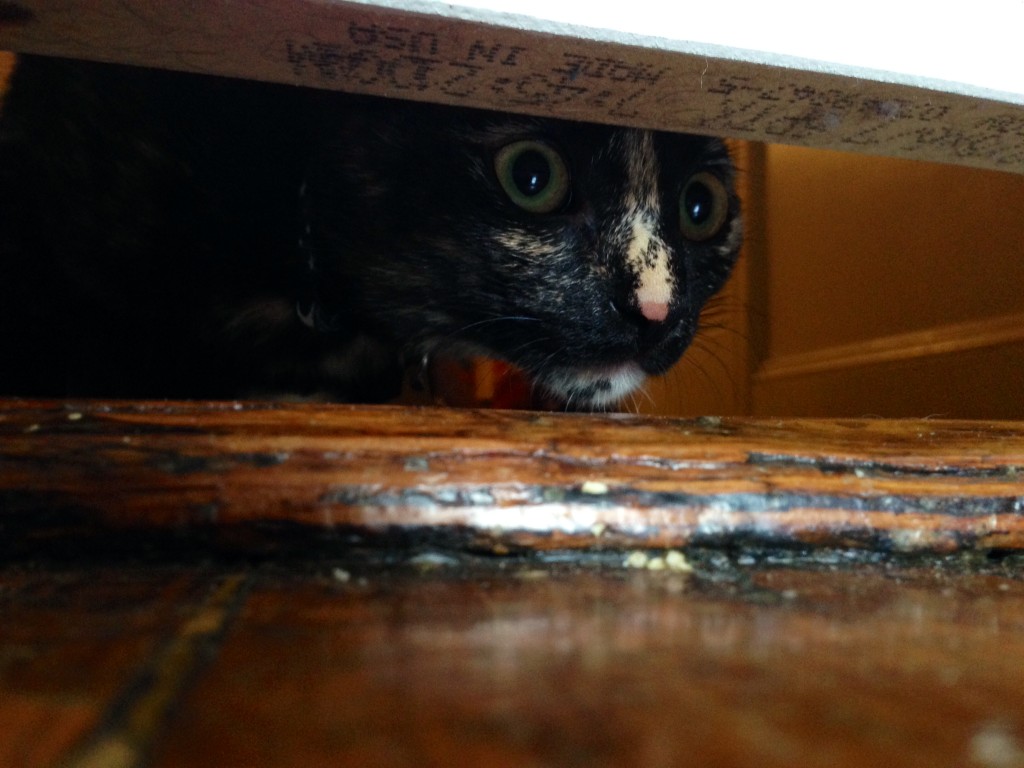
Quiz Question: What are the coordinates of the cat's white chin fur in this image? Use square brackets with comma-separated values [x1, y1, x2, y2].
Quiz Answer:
[542, 362, 646, 410]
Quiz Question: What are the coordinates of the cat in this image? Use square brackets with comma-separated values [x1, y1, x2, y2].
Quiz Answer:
[0, 55, 742, 410]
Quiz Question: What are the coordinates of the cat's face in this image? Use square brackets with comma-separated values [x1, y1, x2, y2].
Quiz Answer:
[303, 100, 741, 410]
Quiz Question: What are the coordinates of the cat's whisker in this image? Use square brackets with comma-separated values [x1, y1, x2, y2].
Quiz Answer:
[430, 314, 546, 360]
[562, 391, 577, 413]
[697, 315, 751, 346]
[681, 346, 728, 401]
[691, 334, 742, 396]
[635, 381, 656, 410]
[623, 390, 640, 415]
[454, 314, 543, 334]
[503, 336, 556, 362]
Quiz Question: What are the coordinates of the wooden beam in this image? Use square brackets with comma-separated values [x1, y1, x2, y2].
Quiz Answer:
[1, 1, 1022, 172]
[3, 400, 1024, 556]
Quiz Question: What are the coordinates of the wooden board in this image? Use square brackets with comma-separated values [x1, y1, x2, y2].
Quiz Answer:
[4, 561, 1024, 768]
[3, 400, 1024, 557]
[1, 1, 1023, 172]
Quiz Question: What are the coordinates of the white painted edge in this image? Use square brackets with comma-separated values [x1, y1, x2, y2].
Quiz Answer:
[348, 0, 1024, 106]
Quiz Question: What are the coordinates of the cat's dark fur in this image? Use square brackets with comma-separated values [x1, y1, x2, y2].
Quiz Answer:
[0, 55, 741, 409]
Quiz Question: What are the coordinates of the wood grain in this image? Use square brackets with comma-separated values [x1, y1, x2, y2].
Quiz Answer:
[2, 400, 1024, 556]
[3, 561, 1024, 768]
[0, 1, 1022, 172]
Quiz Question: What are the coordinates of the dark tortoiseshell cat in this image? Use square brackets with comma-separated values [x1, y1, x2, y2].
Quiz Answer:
[0, 55, 741, 410]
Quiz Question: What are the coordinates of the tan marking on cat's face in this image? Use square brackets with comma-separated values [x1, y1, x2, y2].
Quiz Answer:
[492, 228, 559, 261]
[621, 132, 674, 317]
[629, 213, 673, 310]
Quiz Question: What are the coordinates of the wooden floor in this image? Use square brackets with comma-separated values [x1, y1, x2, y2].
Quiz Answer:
[4, 557, 1024, 768]
[3, 401, 1024, 767]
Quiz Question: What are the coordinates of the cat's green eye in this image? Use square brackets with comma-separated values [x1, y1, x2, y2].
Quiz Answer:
[494, 140, 571, 214]
[679, 171, 729, 241]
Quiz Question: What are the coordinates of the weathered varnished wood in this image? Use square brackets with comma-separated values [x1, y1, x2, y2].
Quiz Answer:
[3, 560, 1023, 768]
[2, 400, 1024, 555]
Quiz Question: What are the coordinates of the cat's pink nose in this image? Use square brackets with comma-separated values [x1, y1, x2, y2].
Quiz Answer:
[639, 301, 669, 323]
